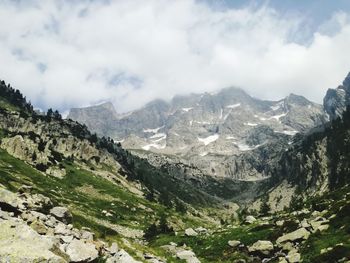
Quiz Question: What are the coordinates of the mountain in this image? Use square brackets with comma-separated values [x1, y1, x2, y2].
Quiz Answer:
[68, 87, 327, 180]
[68, 102, 119, 135]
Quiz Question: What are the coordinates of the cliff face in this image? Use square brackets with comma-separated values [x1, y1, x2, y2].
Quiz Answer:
[324, 72, 350, 120]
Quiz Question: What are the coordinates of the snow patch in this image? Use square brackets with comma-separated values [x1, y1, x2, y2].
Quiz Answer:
[195, 121, 211, 124]
[198, 134, 219, 146]
[143, 126, 164, 133]
[219, 108, 223, 119]
[226, 103, 241, 109]
[270, 101, 284, 111]
[150, 133, 166, 139]
[234, 142, 262, 151]
[226, 136, 236, 140]
[199, 152, 208, 157]
[244, 122, 258, 126]
[274, 130, 299, 136]
[182, 107, 193, 112]
[142, 143, 166, 151]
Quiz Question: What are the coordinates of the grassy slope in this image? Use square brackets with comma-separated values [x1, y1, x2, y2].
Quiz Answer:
[0, 148, 213, 262]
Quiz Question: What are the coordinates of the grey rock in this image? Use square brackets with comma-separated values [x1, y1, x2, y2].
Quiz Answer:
[228, 240, 241, 248]
[65, 239, 98, 262]
[50, 206, 72, 224]
[276, 228, 310, 244]
[245, 215, 257, 224]
[248, 240, 274, 255]
[176, 250, 201, 263]
[185, 228, 198, 236]
[0, 218, 66, 262]
[106, 249, 142, 263]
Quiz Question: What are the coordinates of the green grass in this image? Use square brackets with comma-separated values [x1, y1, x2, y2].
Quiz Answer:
[150, 223, 279, 263]
[0, 98, 20, 111]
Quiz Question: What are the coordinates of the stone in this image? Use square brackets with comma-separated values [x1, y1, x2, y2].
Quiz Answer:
[278, 257, 288, 263]
[50, 206, 72, 224]
[109, 242, 119, 255]
[228, 240, 241, 248]
[286, 251, 301, 263]
[276, 228, 310, 244]
[195, 227, 208, 234]
[176, 250, 200, 263]
[185, 228, 198, 237]
[0, 187, 23, 214]
[245, 215, 257, 224]
[0, 218, 66, 262]
[248, 240, 274, 255]
[65, 239, 98, 262]
[280, 242, 294, 251]
[276, 220, 285, 226]
[80, 230, 94, 241]
[106, 249, 142, 263]
[54, 222, 72, 236]
[317, 224, 329, 232]
[61, 235, 74, 244]
[30, 220, 49, 235]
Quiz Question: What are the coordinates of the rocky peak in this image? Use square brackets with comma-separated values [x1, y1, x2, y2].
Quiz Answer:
[323, 72, 350, 120]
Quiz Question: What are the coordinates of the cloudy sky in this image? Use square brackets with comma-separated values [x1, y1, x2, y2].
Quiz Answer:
[1, 0, 350, 114]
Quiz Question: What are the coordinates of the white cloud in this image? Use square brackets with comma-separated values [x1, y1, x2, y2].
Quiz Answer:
[0, 0, 350, 113]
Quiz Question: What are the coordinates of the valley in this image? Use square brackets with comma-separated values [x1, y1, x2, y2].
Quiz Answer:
[0, 73, 350, 262]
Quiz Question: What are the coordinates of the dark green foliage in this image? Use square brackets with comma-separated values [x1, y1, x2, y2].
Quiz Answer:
[0, 80, 34, 113]
[38, 140, 46, 152]
[144, 214, 174, 241]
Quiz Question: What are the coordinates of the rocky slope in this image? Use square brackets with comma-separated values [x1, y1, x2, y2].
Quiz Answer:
[68, 88, 327, 180]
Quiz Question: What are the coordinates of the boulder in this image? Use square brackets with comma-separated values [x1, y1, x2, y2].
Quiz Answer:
[245, 215, 257, 224]
[276, 220, 285, 226]
[176, 250, 200, 263]
[106, 249, 142, 263]
[195, 227, 208, 234]
[228, 240, 241, 248]
[80, 230, 94, 241]
[248, 240, 274, 255]
[50, 206, 72, 224]
[65, 239, 98, 262]
[0, 218, 66, 262]
[286, 251, 301, 263]
[185, 228, 198, 237]
[0, 187, 23, 214]
[109, 242, 119, 255]
[276, 228, 310, 244]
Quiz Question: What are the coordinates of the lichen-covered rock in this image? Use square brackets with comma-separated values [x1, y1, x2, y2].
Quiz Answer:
[248, 240, 274, 255]
[276, 228, 310, 244]
[0, 218, 66, 262]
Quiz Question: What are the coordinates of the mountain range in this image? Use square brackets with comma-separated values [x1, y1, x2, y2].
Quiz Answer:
[69, 86, 328, 180]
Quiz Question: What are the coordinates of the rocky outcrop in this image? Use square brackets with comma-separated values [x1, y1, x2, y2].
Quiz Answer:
[324, 72, 350, 120]
[0, 185, 140, 263]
